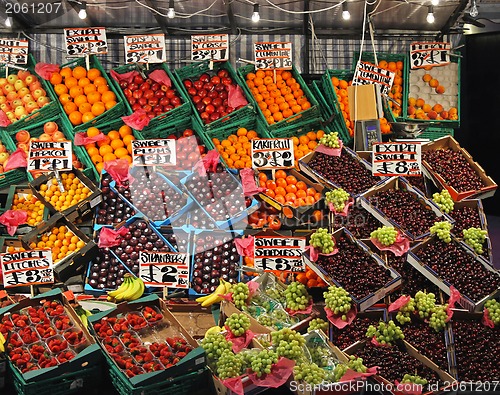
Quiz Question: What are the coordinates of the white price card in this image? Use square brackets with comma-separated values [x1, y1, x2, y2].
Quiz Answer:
[64, 27, 108, 56]
[124, 34, 166, 64]
[139, 252, 190, 289]
[191, 34, 229, 62]
[131, 139, 176, 167]
[410, 42, 451, 69]
[353, 60, 396, 96]
[372, 142, 422, 177]
[28, 141, 72, 172]
[254, 236, 306, 272]
[0, 38, 29, 64]
[251, 138, 294, 169]
[1, 249, 54, 288]
[254, 42, 292, 70]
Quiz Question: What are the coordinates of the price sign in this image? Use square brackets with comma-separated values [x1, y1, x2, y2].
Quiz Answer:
[410, 42, 451, 69]
[353, 61, 395, 96]
[28, 141, 72, 172]
[64, 27, 108, 56]
[0, 38, 29, 64]
[1, 249, 54, 288]
[372, 142, 422, 176]
[251, 139, 294, 169]
[254, 236, 306, 272]
[139, 252, 189, 289]
[191, 34, 229, 62]
[131, 139, 176, 167]
[254, 42, 292, 70]
[124, 34, 166, 64]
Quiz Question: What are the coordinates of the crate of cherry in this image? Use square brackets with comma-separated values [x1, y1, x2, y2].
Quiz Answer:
[29, 167, 102, 223]
[360, 177, 454, 241]
[181, 167, 258, 230]
[299, 146, 385, 199]
[88, 294, 206, 386]
[305, 228, 402, 311]
[421, 136, 497, 201]
[109, 63, 192, 136]
[0, 289, 102, 382]
[407, 235, 500, 312]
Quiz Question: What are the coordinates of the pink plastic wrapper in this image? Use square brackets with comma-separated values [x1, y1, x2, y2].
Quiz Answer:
[445, 286, 461, 322]
[240, 168, 266, 197]
[0, 110, 11, 127]
[110, 69, 139, 84]
[340, 366, 378, 382]
[370, 233, 410, 257]
[98, 227, 129, 248]
[122, 109, 150, 131]
[34, 63, 60, 80]
[225, 328, 255, 353]
[315, 140, 343, 156]
[0, 210, 28, 235]
[73, 131, 107, 146]
[104, 158, 134, 187]
[325, 306, 357, 329]
[234, 236, 254, 257]
[221, 376, 244, 395]
[247, 357, 295, 388]
[305, 243, 338, 262]
[328, 197, 354, 217]
[227, 84, 248, 108]
[247, 280, 259, 298]
[194, 149, 219, 175]
[3, 148, 27, 171]
[394, 381, 424, 395]
[482, 308, 495, 328]
[388, 295, 412, 313]
[371, 336, 392, 348]
[286, 299, 313, 316]
[149, 69, 171, 87]
[221, 292, 233, 302]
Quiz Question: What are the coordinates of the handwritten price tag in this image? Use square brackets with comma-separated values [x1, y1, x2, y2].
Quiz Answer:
[191, 34, 229, 62]
[251, 139, 294, 169]
[64, 27, 108, 56]
[254, 236, 305, 272]
[254, 42, 292, 70]
[131, 139, 176, 167]
[372, 142, 422, 176]
[410, 42, 450, 69]
[124, 34, 166, 64]
[353, 61, 395, 95]
[28, 141, 72, 172]
[0, 38, 29, 64]
[1, 249, 54, 288]
[139, 252, 189, 289]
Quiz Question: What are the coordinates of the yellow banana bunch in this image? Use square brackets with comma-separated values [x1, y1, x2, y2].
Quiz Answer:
[0, 332, 6, 353]
[195, 278, 232, 307]
[107, 274, 145, 303]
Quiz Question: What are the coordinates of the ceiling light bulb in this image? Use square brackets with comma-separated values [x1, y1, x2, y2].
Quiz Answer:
[168, 0, 175, 18]
[5, 16, 12, 27]
[77, 2, 87, 19]
[431, 0, 439, 5]
[252, 4, 260, 23]
[427, 5, 435, 23]
[342, 2, 350, 20]
[470, 0, 479, 17]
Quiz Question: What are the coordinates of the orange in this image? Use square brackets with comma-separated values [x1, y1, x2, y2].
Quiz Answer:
[97, 136, 111, 147]
[255, 70, 265, 79]
[114, 147, 128, 158]
[87, 91, 101, 105]
[99, 145, 113, 156]
[266, 180, 277, 190]
[65, 76, 78, 89]
[60, 67, 73, 79]
[105, 101, 117, 110]
[87, 146, 99, 157]
[82, 112, 95, 123]
[72, 66, 87, 79]
[63, 102, 77, 115]
[110, 139, 124, 150]
[79, 102, 92, 114]
[101, 91, 116, 103]
[272, 112, 283, 122]
[74, 95, 88, 107]
[119, 125, 132, 138]
[93, 76, 107, 87]
[285, 184, 297, 194]
[276, 178, 287, 188]
[83, 84, 97, 95]
[87, 68, 101, 81]
[275, 186, 286, 197]
[422, 74, 432, 83]
[58, 93, 72, 105]
[54, 84, 68, 96]
[87, 127, 100, 137]
[122, 155, 133, 165]
[68, 111, 83, 125]
[91, 102, 106, 116]
[122, 134, 135, 146]
[107, 130, 120, 140]
[78, 77, 91, 87]
[103, 153, 117, 162]
[91, 154, 103, 164]
[275, 170, 287, 179]
[246, 72, 256, 81]
[69, 86, 83, 98]
[50, 72, 63, 85]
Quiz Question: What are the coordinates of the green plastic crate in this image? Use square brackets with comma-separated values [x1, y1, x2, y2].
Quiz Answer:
[420, 127, 455, 141]
[172, 60, 255, 131]
[0, 129, 28, 189]
[0, 54, 61, 133]
[44, 55, 126, 134]
[310, 80, 334, 122]
[10, 360, 103, 395]
[110, 63, 192, 136]
[237, 64, 320, 133]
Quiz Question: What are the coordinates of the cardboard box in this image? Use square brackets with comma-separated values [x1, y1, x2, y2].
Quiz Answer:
[168, 302, 216, 340]
[360, 177, 454, 240]
[347, 84, 383, 121]
[29, 168, 102, 223]
[421, 136, 497, 201]
[304, 228, 401, 312]
[21, 212, 98, 283]
[407, 236, 500, 312]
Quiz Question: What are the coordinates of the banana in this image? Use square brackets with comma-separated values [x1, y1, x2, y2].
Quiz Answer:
[221, 278, 232, 293]
[80, 313, 88, 328]
[126, 276, 145, 301]
[196, 294, 211, 303]
[201, 281, 226, 307]
[107, 276, 132, 301]
[0, 332, 5, 353]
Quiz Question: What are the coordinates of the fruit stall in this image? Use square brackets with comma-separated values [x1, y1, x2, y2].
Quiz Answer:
[0, 2, 499, 395]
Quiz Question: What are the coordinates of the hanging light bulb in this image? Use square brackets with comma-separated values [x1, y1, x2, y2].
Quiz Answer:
[342, 2, 351, 20]
[431, 0, 439, 5]
[77, 2, 87, 19]
[5, 16, 12, 27]
[469, 0, 479, 17]
[427, 5, 435, 23]
[252, 4, 260, 23]
[167, 0, 175, 18]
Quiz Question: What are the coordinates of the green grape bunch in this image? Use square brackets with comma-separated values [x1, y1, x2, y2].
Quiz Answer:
[308, 318, 329, 333]
[429, 304, 448, 332]
[216, 350, 245, 379]
[463, 227, 488, 255]
[310, 228, 336, 254]
[396, 297, 416, 325]
[319, 131, 341, 148]
[484, 299, 500, 326]
[308, 344, 333, 367]
[232, 283, 250, 309]
[250, 349, 278, 377]
[265, 287, 286, 305]
[414, 291, 437, 319]
[323, 285, 352, 320]
[293, 361, 326, 384]
[366, 320, 404, 346]
[284, 281, 311, 311]
[201, 333, 233, 362]
[331, 356, 367, 382]
[271, 328, 306, 361]
[401, 374, 428, 385]
[430, 221, 452, 243]
[225, 313, 251, 337]
[371, 226, 398, 246]
[325, 188, 350, 212]
[432, 190, 454, 213]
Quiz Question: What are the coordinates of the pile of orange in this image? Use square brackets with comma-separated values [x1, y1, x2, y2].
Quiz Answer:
[5, 245, 26, 253]
[296, 266, 328, 288]
[407, 97, 458, 121]
[212, 127, 259, 169]
[291, 129, 324, 165]
[376, 59, 404, 118]
[50, 66, 117, 126]
[84, 124, 135, 174]
[245, 69, 312, 125]
[258, 170, 321, 208]
[11, 193, 45, 226]
[29, 224, 85, 264]
[37, 173, 93, 212]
